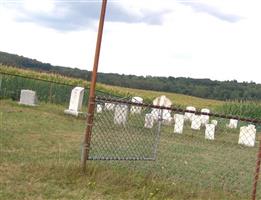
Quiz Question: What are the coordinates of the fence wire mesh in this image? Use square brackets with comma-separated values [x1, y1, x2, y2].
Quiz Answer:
[89, 96, 261, 199]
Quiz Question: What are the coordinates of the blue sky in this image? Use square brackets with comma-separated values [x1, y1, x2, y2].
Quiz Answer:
[0, 0, 260, 83]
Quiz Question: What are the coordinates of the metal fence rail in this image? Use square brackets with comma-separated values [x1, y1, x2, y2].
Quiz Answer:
[89, 96, 261, 199]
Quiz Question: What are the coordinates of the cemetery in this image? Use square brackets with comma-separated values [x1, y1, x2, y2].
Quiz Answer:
[1, 75, 261, 199]
[1, 1, 261, 199]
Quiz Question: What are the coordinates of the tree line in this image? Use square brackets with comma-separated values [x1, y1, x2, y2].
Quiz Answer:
[1, 51, 261, 101]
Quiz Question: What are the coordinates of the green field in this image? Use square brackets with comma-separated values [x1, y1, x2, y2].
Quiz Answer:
[1, 100, 260, 199]
[0, 65, 223, 108]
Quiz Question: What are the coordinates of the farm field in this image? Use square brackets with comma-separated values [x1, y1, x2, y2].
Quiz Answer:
[1, 99, 260, 199]
[0, 65, 223, 108]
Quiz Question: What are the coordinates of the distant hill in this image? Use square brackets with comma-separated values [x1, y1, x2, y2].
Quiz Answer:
[1, 51, 261, 101]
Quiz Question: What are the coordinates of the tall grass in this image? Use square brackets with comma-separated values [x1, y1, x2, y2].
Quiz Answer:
[216, 101, 261, 119]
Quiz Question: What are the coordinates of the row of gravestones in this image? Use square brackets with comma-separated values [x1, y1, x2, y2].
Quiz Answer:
[18, 88, 257, 147]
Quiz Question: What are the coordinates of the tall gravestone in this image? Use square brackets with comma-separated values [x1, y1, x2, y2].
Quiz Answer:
[191, 115, 201, 130]
[205, 124, 215, 140]
[174, 114, 184, 134]
[151, 95, 172, 123]
[200, 108, 210, 125]
[184, 106, 196, 121]
[144, 113, 154, 128]
[130, 96, 143, 114]
[19, 90, 38, 106]
[114, 104, 128, 125]
[64, 87, 84, 116]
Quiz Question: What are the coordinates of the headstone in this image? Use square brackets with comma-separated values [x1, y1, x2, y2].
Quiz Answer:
[97, 104, 103, 113]
[19, 89, 38, 106]
[200, 108, 210, 125]
[144, 113, 154, 128]
[191, 115, 201, 130]
[130, 96, 143, 114]
[114, 104, 128, 125]
[228, 119, 238, 129]
[238, 125, 256, 147]
[205, 124, 215, 140]
[211, 120, 218, 126]
[184, 106, 196, 121]
[104, 103, 115, 111]
[151, 95, 172, 122]
[174, 114, 185, 134]
[64, 87, 84, 116]
[163, 116, 173, 125]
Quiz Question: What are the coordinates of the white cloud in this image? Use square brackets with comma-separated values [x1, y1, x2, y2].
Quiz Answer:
[0, 0, 261, 83]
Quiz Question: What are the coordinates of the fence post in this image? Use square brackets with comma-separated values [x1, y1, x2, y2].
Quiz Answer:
[81, 0, 107, 172]
[252, 135, 261, 200]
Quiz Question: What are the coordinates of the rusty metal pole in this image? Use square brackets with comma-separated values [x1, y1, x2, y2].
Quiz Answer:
[252, 135, 261, 200]
[82, 0, 107, 172]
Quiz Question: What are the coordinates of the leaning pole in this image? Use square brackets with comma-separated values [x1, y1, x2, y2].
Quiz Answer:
[82, 0, 107, 172]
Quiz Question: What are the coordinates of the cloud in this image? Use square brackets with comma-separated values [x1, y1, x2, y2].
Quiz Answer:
[181, 1, 242, 23]
[5, 0, 169, 31]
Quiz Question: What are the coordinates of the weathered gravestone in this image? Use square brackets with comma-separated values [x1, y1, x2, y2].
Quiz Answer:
[64, 87, 84, 116]
[151, 95, 172, 123]
[200, 108, 210, 125]
[228, 119, 238, 129]
[191, 115, 201, 130]
[205, 124, 215, 140]
[114, 104, 128, 125]
[238, 125, 256, 147]
[130, 96, 143, 114]
[174, 114, 184, 134]
[184, 106, 196, 121]
[144, 113, 154, 128]
[104, 103, 115, 111]
[19, 90, 38, 106]
[96, 104, 103, 113]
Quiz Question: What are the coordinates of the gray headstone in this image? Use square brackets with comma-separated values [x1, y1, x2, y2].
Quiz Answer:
[19, 90, 37, 106]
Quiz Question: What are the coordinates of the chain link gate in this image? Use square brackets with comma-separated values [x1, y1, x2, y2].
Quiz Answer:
[88, 96, 261, 199]
[88, 96, 162, 160]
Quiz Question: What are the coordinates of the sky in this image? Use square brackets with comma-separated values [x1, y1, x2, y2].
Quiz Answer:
[0, 0, 260, 83]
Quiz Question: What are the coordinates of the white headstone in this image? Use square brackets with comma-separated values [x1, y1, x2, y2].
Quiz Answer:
[184, 106, 196, 121]
[211, 120, 218, 126]
[228, 119, 238, 129]
[205, 124, 215, 140]
[64, 87, 84, 116]
[191, 115, 201, 130]
[114, 104, 128, 125]
[151, 95, 172, 122]
[19, 90, 38, 106]
[144, 113, 154, 128]
[174, 114, 185, 134]
[97, 104, 103, 113]
[238, 126, 256, 147]
[104, 103, 115, 111]
[130, 97, 143, 114]
[200, 108, 210, 125]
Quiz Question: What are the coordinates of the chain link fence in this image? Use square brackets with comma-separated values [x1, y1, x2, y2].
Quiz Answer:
[89, 96, 261, 199]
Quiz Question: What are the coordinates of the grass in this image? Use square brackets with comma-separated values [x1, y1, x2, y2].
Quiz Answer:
[1, 99, 259, 199]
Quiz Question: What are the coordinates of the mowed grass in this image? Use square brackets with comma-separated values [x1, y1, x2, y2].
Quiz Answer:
[0, 99, 259, 200]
